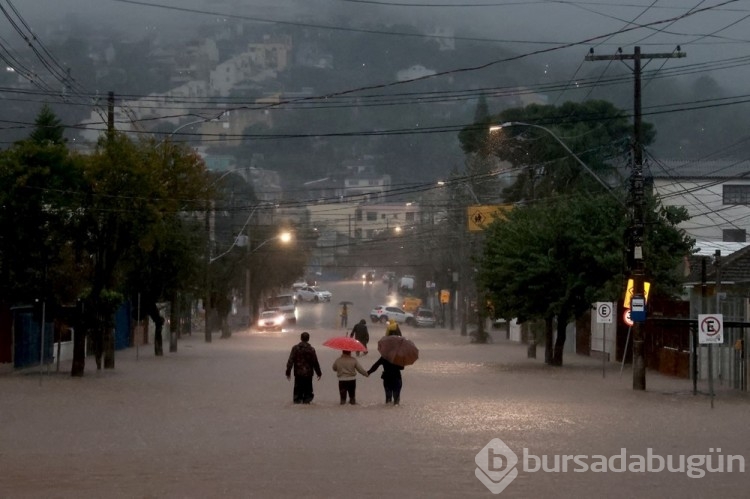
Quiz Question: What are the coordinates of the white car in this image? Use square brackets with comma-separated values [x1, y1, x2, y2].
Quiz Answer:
[296, 286, 332, 302]
[369, 305, 414, 325]
[257, 309, 285, 331]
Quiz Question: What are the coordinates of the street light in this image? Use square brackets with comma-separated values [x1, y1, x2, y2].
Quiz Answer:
[156, 118, 225, 344]
[209, 203, 271, 263]
[203, 164, 269, 337]
[238, 230, 292, 253]
[239, 230, 293, 327]
[160, 111, 229, 145]
[489, 122, 625, 206]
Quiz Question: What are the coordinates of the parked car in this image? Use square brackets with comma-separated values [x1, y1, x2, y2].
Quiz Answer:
[257, 309, 285, 332]
[370, 305, 415, 325]
[415, 308, 436, 328]
[296, 286, 332, 302]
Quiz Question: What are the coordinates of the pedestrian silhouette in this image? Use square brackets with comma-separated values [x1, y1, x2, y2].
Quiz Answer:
[285, 332, 322, 404]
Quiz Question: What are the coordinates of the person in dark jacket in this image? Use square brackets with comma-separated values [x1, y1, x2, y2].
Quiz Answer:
[349, 319, 370, 356]
[367, 356, 404, 405]
[285, 332, 322, 404]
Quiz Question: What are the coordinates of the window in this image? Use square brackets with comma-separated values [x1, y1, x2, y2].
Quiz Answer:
[367, 211, 377, 221]
[355, 209, 362, 221]
[723, 185, 750, 205]
[405, 212, 415, 222]
[723, 229, 746, 242]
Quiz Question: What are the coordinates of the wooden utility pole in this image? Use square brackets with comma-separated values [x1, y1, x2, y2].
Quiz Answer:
[586, 46, 686, 390]
[107, 91, 115, 137]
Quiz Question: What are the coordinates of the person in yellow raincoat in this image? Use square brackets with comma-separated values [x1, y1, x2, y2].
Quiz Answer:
[385, 319, 402, 336]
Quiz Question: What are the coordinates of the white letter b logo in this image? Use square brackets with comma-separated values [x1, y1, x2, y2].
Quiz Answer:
[475, 438, 519, 494]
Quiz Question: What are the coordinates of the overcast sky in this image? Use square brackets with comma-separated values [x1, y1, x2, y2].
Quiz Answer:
[3, 0, 749, 117]
[3, 1, 743, 90]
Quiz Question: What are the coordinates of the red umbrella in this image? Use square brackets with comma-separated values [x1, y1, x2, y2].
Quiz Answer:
[323, 336, 367, 352]
[377, 335, 419, 366]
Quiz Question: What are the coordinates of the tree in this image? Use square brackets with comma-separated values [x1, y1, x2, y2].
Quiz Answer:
[459, 100, 643, 203]
[29, 104, 66, 145]
[72, 134, 211, 374]
[480, 194, 620, 365]
[471, 101, 689, 365]
[0, 108, 84, 309]
[205, 171, 258, 338]
[479, 190, 692, 366]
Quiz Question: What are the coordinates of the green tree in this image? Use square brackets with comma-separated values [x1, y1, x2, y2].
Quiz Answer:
[0, 108, 84, 309]
[204, 171, 258, 338]
[479, 194, 626, 365]
[72, 134, 211, 375]
[29, 104, 66, 145]
[460, 100, 644, 203]
[469, 101, 690, 365]
[122, 139, 210, 354]
[479, 191, 692, 366]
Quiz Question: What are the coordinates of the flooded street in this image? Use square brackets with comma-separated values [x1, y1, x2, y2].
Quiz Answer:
[1, 322, 748, 498]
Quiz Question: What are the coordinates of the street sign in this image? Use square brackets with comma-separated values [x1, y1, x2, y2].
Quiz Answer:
[440, 289, 451, 304]
[623, 309, 634, 327]
[595, 302, 614, 324]
[630, 295, 646, 322]
[623, 278, 651, 308]
[698, 314, 724, 344]
[466, 204, 512, 232]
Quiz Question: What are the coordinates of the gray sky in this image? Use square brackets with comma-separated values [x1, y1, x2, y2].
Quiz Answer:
[4, 0, 750, 129]
[9, 0, 742, 89]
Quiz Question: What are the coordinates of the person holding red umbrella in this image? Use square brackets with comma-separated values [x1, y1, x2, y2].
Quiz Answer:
[332, 350, 369, 405]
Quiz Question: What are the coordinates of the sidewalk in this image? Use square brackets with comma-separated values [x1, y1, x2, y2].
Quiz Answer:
[1, 327, 747, 498]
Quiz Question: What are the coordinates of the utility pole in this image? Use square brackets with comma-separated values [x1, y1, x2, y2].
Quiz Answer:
[107, 91, 115, 138]
[204, 200, 212, 343]
[586, 46, 686, 390]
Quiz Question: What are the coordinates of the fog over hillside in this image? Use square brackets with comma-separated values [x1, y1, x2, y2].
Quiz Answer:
[2, 0, 749, 178]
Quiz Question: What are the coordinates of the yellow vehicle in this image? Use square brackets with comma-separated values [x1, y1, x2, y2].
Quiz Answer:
[402, 296, 422, 313]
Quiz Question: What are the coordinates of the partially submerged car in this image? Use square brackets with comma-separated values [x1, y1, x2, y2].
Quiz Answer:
[296, 286, 332, 302]
[258, 309, 285, 331]
[264, 294, 297, 323]
[415, 308, 436, 328]
[369, 305, 415, 325]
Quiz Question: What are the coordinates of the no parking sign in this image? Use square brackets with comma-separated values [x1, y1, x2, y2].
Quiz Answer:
[698, 314, 723, 344]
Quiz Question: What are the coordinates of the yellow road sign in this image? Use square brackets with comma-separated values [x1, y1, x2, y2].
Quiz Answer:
[466, 204, 512, 232]
[623, 278, 651, 308]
